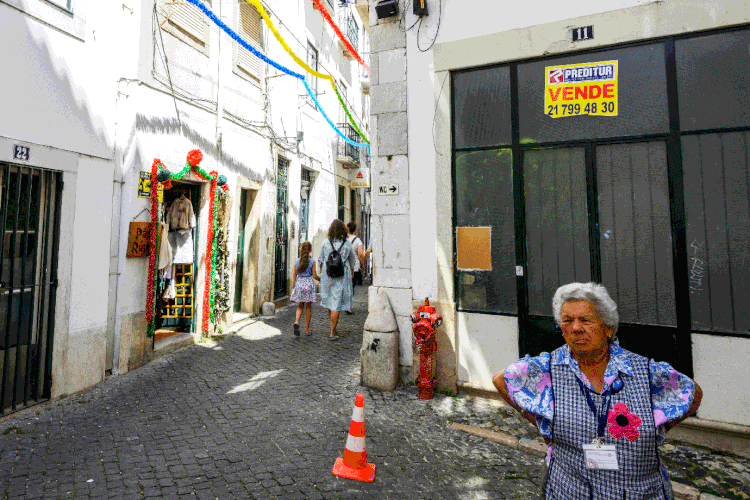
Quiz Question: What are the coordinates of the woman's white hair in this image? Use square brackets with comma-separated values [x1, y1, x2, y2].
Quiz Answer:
[552, 282, 619, 335]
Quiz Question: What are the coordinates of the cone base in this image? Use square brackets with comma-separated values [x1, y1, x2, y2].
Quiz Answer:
[332, 457, 376, 483]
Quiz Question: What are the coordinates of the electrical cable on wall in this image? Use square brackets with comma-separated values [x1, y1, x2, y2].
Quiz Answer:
[432, 71, 449, 156]
[417, 0, 442, 52]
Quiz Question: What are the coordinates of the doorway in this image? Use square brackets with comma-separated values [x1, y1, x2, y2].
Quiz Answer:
[235, 187, 260, 315]
[156, 183, 200, 339]
[274, 158, 289, 300]
[0, 164, 62, 414]
[518, 141, 686, 373]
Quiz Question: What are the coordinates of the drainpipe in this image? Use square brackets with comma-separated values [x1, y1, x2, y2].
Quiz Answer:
[216, 0, 224, 156]
[111, 84, 134, 376]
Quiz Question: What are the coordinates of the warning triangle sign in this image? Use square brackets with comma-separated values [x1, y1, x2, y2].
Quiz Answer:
[356, 171, 364, 178]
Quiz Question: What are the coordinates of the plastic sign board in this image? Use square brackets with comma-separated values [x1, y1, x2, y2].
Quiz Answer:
[351, 169, 369, 188]
[544, 60, 618, 118]
[138, 171, 163, 202]
[378, 183, 398, 195]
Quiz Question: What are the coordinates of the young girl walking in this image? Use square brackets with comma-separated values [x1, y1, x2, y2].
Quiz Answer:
[291, 241, 317, 336]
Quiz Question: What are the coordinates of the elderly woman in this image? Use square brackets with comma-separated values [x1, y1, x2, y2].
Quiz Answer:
[317, 219, 357, 341]
[493, 282, 702, 500]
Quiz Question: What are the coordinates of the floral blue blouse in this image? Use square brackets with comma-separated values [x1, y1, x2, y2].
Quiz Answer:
[504, 343, 696, 451]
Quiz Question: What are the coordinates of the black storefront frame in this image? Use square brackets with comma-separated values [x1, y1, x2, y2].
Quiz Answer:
[451, 24, 750, 376]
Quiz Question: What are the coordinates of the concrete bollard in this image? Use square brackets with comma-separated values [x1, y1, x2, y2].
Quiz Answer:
[360, 290, 399, 391]
[261, 302, 275, 316]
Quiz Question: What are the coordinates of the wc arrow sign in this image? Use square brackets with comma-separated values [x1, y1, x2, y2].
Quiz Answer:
[378, 183, 398, 195]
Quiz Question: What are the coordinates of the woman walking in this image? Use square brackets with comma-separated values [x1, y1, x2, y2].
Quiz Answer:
[317, 219, 357, 340]
[290, 241, 317, 336]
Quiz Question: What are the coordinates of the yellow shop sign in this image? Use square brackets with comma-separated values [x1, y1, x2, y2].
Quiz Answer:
[544, 60, 618, 118]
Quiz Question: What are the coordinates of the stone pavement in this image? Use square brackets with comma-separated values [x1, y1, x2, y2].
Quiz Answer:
[1, 285, 748, 500]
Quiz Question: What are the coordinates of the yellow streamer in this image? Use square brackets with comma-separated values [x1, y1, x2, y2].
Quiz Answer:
[243, 0, 333, 83]
[241, 0, 368, 143]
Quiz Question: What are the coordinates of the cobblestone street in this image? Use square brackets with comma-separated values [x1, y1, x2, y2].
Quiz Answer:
[1, 285, 749, 500]
[0, 286, 543, 500]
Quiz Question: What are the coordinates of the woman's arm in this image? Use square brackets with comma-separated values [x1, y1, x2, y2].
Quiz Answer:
[492, 370, 540, 428]
[312, 262, 320, 281]
[665, 381, 703, 432]
[292, 262, 298, 288]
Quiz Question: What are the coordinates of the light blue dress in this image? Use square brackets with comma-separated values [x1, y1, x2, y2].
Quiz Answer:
[317, 238, 357, 311]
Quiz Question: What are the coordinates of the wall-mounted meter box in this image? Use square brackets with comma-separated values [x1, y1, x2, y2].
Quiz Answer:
[413, 0, 427, 16]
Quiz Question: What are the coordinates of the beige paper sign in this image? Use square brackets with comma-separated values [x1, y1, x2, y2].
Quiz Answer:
[456, 227, 492, 271]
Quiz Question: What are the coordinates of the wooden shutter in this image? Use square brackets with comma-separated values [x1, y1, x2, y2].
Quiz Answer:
[238, 2, 263, 80]
[168, 1, 206, 43]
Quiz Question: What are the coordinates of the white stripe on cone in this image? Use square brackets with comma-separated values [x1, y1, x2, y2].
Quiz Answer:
[345, 435, 365, 453]
[351, 406, 363, 422]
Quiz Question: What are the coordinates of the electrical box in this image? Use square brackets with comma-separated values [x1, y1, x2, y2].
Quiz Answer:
[413, 0, 427, 16]
[375, 0, 398, 19]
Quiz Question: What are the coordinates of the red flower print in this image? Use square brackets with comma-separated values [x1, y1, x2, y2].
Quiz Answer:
[186, 149, 203, 167]
[607, 402, 642, 441]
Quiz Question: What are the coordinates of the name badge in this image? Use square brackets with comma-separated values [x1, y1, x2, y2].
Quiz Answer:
[583, 444, 619, 470]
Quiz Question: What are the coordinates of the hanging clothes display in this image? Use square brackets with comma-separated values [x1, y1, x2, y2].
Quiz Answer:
[166, 193, 195, 230]
[158, 222, 172, 270]
[166, 193, 196, 265]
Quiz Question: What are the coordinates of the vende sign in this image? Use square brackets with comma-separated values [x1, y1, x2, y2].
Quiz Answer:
[544, 60, 618, 118]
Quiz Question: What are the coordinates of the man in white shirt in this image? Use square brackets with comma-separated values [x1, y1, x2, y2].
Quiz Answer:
[346, 221, 365, 314]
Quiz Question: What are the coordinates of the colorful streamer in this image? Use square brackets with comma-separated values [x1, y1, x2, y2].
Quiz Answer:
[242, 0, 369, 144]
[331, 82, 368, 145]
[145, 160, 161, 337]
[311, 0, 370, 75]
[184, 0, 303, 79]
[182, 0, 369, 147]
[303, 78, 369, 149]
[203, 174, 218, 333]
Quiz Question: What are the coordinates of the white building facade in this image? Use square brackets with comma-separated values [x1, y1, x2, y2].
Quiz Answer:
[368, 0, 750, 455]
[0, 0, 370, 414]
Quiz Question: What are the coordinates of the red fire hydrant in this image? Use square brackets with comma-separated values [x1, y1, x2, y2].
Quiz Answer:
[411, 298, 442, 400]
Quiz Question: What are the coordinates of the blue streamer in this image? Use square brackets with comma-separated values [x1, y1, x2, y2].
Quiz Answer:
[183, 0, 369, 149]
[303, 79, 370, 149]
[183, 0, 304, 79]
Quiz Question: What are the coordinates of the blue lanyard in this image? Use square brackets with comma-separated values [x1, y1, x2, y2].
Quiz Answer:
[576, 378, 612, 439]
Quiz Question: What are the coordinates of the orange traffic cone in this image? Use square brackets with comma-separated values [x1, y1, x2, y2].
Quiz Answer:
[332, 394, 376, 482]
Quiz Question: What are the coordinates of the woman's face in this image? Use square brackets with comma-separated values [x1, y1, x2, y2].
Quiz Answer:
[560, 300, 613, 359]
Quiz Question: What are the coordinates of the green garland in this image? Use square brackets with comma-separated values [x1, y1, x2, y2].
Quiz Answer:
[332, 85, 370, 145]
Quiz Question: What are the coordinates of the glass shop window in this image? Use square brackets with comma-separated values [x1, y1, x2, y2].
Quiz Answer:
[676, 28, 750, 131]
[682, 132, 750, 335]
[452, 66, 512, 148]
[517, 43, 669, 143]
[454, 149, 516, 313]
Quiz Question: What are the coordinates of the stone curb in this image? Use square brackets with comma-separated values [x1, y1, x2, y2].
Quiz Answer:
[450, 423, 730, 500]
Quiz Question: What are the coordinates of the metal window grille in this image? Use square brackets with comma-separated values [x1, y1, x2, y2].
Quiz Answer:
[0, 165, 62, 415]
[336, 123, 360, 166]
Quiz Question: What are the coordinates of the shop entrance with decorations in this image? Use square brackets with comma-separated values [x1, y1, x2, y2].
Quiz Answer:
[145, 150, 232, 341]
[155, 182, 201, 341]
